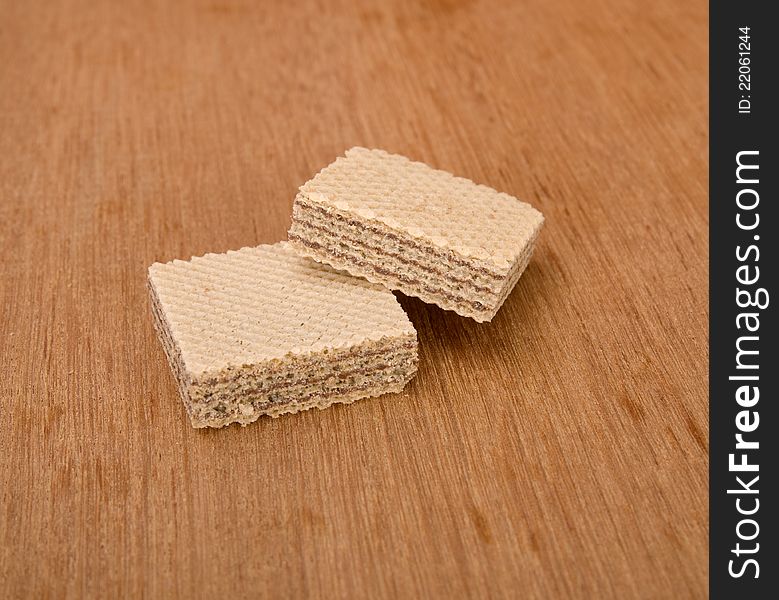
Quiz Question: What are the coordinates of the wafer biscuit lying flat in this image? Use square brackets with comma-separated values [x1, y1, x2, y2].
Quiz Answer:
[148, 242, 418, 428]
[288, 147, 544, 322]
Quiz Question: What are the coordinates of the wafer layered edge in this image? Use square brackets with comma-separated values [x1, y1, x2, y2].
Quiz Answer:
[149, 273, 418, 428]
[288, 194, 542, 322]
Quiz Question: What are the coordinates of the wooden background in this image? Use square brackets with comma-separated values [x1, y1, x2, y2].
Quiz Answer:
[0, 0, 708, 597]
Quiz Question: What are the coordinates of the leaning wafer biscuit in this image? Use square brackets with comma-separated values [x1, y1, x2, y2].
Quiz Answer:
[148, 242, 418, 428]
[288, 147, 544, 322]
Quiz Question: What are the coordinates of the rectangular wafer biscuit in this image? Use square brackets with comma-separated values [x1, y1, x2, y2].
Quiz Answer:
[148, 242, 418, 428]
[288, 147, 544, 322]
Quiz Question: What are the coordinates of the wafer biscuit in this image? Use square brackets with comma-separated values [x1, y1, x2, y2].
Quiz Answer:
[148, 242, 418, 428]
[288, 147, 544, 322]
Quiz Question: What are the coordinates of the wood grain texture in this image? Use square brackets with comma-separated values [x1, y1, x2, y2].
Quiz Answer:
[0, 0, 708, 598]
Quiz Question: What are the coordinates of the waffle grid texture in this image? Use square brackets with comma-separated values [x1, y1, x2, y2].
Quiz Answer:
[288, 147, 544, 321]
[148, 242, 418, 427]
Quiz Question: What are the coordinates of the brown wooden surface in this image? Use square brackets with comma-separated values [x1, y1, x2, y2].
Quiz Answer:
[0, 0, 708, 597]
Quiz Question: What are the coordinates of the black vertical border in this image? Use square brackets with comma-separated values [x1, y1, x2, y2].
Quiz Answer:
[710, 1, 777, 598]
